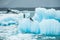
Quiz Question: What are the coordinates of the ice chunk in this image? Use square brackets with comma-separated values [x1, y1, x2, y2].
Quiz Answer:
[54, 10, 60, 22]
[39, 19, 60, 35]
[0, 17, 18, 26]
[30, 21, 40, 34]
[18, 18, 31, 33]
[10, 9, 20, 13]
[44, 8, 56, 19]
[7, 34, 35, 40]
[18, 18, 40, 34]
[32, 8, 56, 22]
[0, 14, 19, 21]
[6, 9, 20, 14]
[32, 8, 46, 22]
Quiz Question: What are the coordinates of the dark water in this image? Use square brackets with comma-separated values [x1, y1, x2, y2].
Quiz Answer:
[0, 7, 60, 11]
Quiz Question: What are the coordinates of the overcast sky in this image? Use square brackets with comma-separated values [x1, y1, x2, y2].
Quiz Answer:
[0, 0, 60, 8]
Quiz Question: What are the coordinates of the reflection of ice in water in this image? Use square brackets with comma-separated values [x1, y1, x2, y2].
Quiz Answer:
[44, 8, 55, 19]
[39, 19, 60, 35]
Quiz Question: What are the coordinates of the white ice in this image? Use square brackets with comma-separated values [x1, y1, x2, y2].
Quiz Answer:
[7, 34, 36, 40]
[32, 8, 56, 22]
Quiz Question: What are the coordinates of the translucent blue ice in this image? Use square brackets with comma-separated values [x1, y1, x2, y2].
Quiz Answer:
[39, 19, 60, 35]
[54, 10, 60, 22]
[18, 18, 40, 34]
[18, 18, 31, 33]
[30, 20, 40, 34]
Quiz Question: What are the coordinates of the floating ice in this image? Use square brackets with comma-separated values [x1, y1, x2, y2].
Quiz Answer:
[18, 18, 40, 34]
[30, 21, 40, 34]
[32, 8, 56, 22]
[7, 34, 35, 40]
[6, 9, 20, 14]
[0, 14, 19, 21]
[54, 10, 60, 22]
[39, 19, 60, 35]
[0, 14, 18, 36]
[18, 18, 31, 33]
[10, 9, 20, 13]
[32, 8, 46, 22]
[44, 8, 56, 19]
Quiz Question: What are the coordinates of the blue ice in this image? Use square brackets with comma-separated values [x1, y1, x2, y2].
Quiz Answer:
[54, 10, 60, 22]
[30, 20, 40, 34]
[18, 18, 31, 33]
[18, 18, 40, 34]
[39, 19, 60, 35]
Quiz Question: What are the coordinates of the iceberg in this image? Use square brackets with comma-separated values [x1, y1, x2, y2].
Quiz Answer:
[30, 20, 40, 34]
[54, 10, 60, 22]
[18, 18, 31, 33]
[32, 8, 47, 22]
[32, 8, 56, 22]
[18, 18, 40, 34]
[39, 19, 60, 35]
[44, 8, 56, 19]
